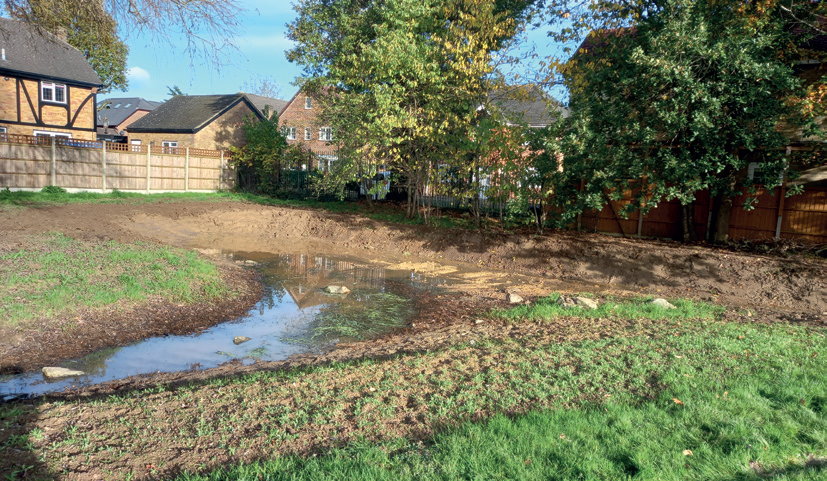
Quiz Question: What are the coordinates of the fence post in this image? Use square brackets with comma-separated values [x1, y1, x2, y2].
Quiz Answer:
[146, 146, 151, 194]
[50, 137, 56, 186]
[220, 151, 224, 191]
[775, 146, 791, 238]
[185, 147, 190, 192]
[101, 140, 107, 193]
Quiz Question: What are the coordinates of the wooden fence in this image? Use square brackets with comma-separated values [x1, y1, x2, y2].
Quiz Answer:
[0, 133, 235, 193]
[580, 184, 827, 244]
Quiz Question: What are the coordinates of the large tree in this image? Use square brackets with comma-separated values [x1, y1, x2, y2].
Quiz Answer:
[548, 0, 825, 242]
[287, 0, 536, 220]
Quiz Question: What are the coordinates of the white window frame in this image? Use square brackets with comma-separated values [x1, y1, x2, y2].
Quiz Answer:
[130, 139, 142, 152]
[33, 130, 71, 139]
[284, 127, 297, 140]
[319, 127, 333, 141]
[41, 82, 67, 104]
[304, 127, 311, 140]
[0, 126, 6, 141]
[162, 140, 178, 148]
[304, 97, 312, 109]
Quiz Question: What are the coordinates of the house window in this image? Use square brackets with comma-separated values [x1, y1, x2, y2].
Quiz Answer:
[130, 139, 141, 152]
[319, 127, 333, 141]
[0, 126, 6, 141]
[304, 127, 311, 140]
[161, 140, 178, 153]
[304, 97, 312, 109]
[41, 82, 66, 103]
[33, 130, 71, 145]
[283, 127, 296, 140]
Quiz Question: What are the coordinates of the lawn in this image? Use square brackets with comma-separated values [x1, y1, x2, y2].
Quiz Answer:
[1, 295, 823, 480]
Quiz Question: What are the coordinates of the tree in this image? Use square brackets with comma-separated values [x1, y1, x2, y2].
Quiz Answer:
[5, 0, 129, 92]
[240, 74, 282, 99]
[166, 85, 186, 98]
[4, 0, 243, 68]
[550, 0, 825, 242]
[229, 106, 288, 191]
[287, 0, 534, 220]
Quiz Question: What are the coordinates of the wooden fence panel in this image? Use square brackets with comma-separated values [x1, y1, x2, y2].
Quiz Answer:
[0, 135, 233, 193]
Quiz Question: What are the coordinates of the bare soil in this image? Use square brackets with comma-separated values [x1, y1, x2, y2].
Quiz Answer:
[0, 199, 824, 381]
[0, 199, 825, 480]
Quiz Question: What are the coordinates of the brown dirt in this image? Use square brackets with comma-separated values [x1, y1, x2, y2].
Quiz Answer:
[0, 199, 824, 379]
[0, 199, 825, 480]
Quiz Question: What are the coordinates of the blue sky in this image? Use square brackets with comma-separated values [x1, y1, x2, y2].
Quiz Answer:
[117, 1, 564, 103]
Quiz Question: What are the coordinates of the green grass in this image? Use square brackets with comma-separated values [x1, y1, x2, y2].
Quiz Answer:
[0, 233, 230, 326]
[175, 318, 826, 481]
[492, 292, 725, 322]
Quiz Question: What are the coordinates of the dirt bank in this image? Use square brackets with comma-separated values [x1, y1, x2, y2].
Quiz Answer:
[0, 199, 824, 380]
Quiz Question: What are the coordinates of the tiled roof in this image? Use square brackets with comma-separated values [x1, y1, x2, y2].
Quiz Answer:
[96, 97, 162, 127]
[244, 93, 288, 117]
[127, 94, 263, 133]
[0, 18, 101, 85]
[488, 85, 569, 126]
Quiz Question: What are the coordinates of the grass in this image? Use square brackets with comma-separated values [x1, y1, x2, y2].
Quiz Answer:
[0, 232, 230, 327]
[492, 292, 725, 323]
[2, 294, 822, 480]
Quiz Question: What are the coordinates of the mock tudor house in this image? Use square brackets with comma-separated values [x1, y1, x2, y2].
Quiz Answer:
[126, 93, 265, 151]
[278, 89, 338, 169]
[0, 19, 102, 141]
[96, 97, 162, 142]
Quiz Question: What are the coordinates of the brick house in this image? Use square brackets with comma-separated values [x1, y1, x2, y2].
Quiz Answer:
[0, 19, 102, 141]
[96, 97, 162, 142]
[277, 89, 338, 170]
[126, 93, 264, 151]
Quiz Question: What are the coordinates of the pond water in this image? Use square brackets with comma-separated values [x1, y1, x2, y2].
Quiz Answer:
[0, 251, 449, 401]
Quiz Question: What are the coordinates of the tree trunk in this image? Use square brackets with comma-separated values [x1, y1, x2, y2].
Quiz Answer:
[710, 193, 733, 243]
[679, 202, 698, 243]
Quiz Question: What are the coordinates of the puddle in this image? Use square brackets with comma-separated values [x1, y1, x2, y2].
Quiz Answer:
[0, 251, 449, 400]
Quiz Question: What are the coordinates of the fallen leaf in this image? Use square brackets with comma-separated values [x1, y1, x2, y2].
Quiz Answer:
[683, 449, 693, 456]
[559, 433, 565, 440]
[724, 391, 728, 399]
[673, 398, 684, 406]
[524, 459, 532, 465]
[799, 398, 806, 406]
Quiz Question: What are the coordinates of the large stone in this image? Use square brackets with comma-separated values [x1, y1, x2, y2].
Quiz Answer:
[650, 298, 677, 309]
[42, 367, 85, 379]
[557, 296, 599, 309]
[233, 336, 251, 345]
[323, 286, 351, 294]
[574, 297, 599, 309]
[507, 293, 524, 304]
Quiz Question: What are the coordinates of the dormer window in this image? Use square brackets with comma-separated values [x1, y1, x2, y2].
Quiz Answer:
[304, 97, 312, 109]
[41, 82, 66, 103]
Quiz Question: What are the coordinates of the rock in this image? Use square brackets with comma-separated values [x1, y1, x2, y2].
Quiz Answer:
[557, 296, 598, 309]
[556, 296, 578, 308]
[323, 286, 351, 294]
[243, 260, 260, 266]
[650, 298, 677, 309]
[574, 297, 599, 309]
[507, 293, 524, 304]
[233, 336, 251, 345]
[474, 319, 484, 325]
[42, 367, 84, 379]
[194, 248, 220, 256]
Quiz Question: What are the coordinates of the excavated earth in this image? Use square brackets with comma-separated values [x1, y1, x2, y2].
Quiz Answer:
[0, 199, 825, 395]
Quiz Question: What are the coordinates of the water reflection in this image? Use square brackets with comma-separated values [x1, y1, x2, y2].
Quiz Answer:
[0, 251, 447, 400]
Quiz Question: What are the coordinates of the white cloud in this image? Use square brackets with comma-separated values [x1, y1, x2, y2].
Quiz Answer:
[126, 66, 151, 84]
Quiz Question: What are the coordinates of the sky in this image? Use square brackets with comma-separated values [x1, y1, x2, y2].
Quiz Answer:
[116, 1, 565, 103]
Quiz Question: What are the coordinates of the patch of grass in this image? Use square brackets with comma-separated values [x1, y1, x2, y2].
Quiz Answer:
[0, 233, 230, 327]
[492, 292, 724, 323]
[176, 319, 826, 481]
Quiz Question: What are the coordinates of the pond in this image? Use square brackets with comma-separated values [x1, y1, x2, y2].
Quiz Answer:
[0, 251, 449, 401]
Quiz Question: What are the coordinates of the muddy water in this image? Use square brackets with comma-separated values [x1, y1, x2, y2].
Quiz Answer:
[0, 251, 449, 400]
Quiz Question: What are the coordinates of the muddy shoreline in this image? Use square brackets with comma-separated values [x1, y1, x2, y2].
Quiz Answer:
[0, 199, 824, 398]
